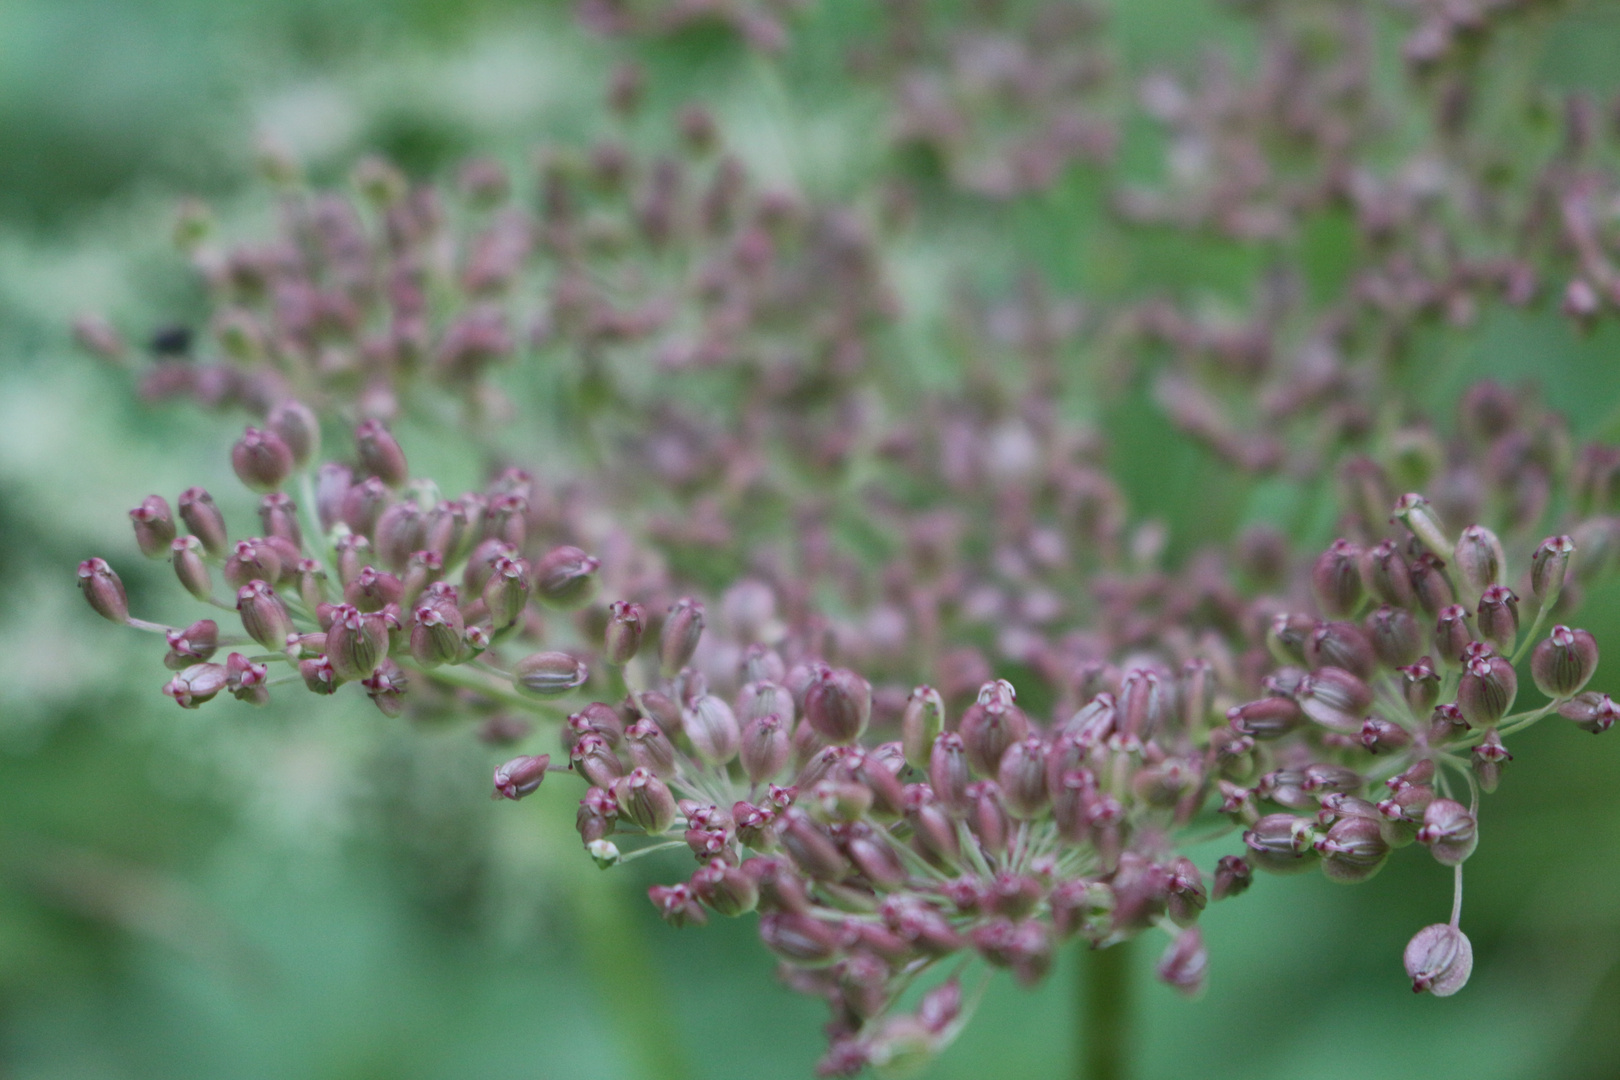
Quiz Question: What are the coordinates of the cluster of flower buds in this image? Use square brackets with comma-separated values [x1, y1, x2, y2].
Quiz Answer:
[521, 582, 1251, 1075]
[80, 415, 610, 723]
[848, 0, 1117, 199]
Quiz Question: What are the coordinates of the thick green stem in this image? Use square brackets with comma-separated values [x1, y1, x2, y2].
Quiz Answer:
[1079, 939, 1132, 1080]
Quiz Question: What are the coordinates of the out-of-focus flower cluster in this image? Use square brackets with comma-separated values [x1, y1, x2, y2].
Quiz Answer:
[69, 0, 1620, 1075]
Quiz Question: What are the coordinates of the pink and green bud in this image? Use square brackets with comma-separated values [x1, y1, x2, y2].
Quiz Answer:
[958, 681, 1029, 773]
[1400, 658, 1441, 713]
[603, 601, 645, 665]
[225, 652, 270, 705]
[1434, 604, 1476, 666]
[513, 651, 588, 697]
[1212, 855, 1253, 901]
[691, 859, 759, 917]
[493, 753, 550, 800]
[614, 767, 678, 833]
[1410, 553, 1455, 615]
[1559, 691, 1618, 733]
[901, 686, 945, 771]
[257, 493, 302, 547]
[163, 662, 228, 708]
[325, 603, 388, 680]
[129, 496, 175, 558]
[1366, 606, 1422, 668]
[1393, 494, 1452, 559]
[1404, 923, 1473, 996]
[1453, 525, 1506, 607]
[266, 399, 320, 469]
[803, 665, 873, 745]
[409, 602, 465, 666]
[929, 732, 972, 810]
[299, 655, 339, 695]
[624, 718, 677, 776]
[1530, 534, 1576, 608]
[346, 565, 404, 613]
[164, 619, 219, 668]
[1311, 539, 1364, 617]
[236, 580, 294, 650]
[997, 737, 1050, 819]
[1297, 667, 1373, 733]
[77, 558, 128, 623]
[684, 694, 742, 766]
[354, 419, 408, 487]
[1243, 814, 1318, 874]
[648, 883, 707, 929]
[1416, 798, 1478, 865]
[481, 555, 531, 628]
[575, 732, 627, 794]
[1475, 586, 1519, 654]
[741, 713, 791, 784]
[533, 545, 600, 610]
[231, 426, 295, 492]
[361, 659, 409, 717]
[177, 487, 229, 556]
[1315, 815, 1390, 883]
[1531, 625, 1598, 698]
[1307, 620, 1377, 678]
[1472, 729, 1512, 794]
[658, 597, 706, 676]
[1457, 654, 1517, 727]
[1227, 696, 1302, 740]
[171, 536, 213, 600]
[223, 538, 285, 592]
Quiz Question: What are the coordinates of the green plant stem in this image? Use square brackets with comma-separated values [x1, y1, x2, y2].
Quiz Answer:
[1079, 939, 1132, 1080]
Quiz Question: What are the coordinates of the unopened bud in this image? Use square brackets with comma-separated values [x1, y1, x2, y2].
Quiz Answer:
[492, 754, 549, 800]
[1475, 586, 1519, 654]
[163, 662, 228, 708]
[1417, 799, 1478, 865]
[354, 419, 408, 487]
[164, 618, 219, 668]
[178, 487, 228, 556]
[236, 580, 294, 650]
[648, 883, 706, 928]
[997, 737, 1050, 819]
[533, 545, 600, 609]
[1393, 494, 1452, 559]
[1404, 923, 1473, 996]
[129, 496, 176, 558]
[1472, 729, 1512, 793]
[1361, 540, 1416, 608]
[232, 427, 294, 492]
[1243, 814, 1317, 874]
[804, 665, 873, 745]
[929, 732, 971, 810]
[1453, 525, 1505, 607]
[741, 714, 791, 784]
[266, 400, 320, 469]
[1306, 621, 1377, 678]
[685, 694, 742, 765]
[1315, 815, 1390, 883]
[325, 604, 388, 680]
[1312, 539, 1364, 617]
[170, 535, 213, 600]
[77, 558, 128, 623]
[1227, 696, 1302, 740]
[1434, 605, 1476, 666]
[410, 602, 465, 666]
[482, 555, 531, 628]
[1410, 553, 1455, 615]
[659, 597, 705, 676]
[900, 685, 945, 771]
[1532, 625, 1598, 698]
[603, 601, 645, 664]
[1212, 855, 1253, 901]
[1531, 535, 1576, 608]
[1156, 928, 1208, 997]
[514, 651, 589, 697]
[1559, 691, 1618, 733]
[1297, 667, 1373, 733]
[1366, 606, 1422, 668]
[1458, 654, 1517, 727]
[959, 681, 1030, 774]
[625, 718, 677, 776]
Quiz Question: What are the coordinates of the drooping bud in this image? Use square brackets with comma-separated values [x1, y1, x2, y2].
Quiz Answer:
[513, 651, 589, 697]
[129, 496, 176, 559]
[1416, 799, 1478, 865]
[1404, 923, 1473, 996]
[1475, 586, 1519, 654]
[1457, 654, 1517, 727]
[1530, 535, 1576, 609]
[659, 597, 705, 676]
[803, 665, 873, 745]
[759, 911, 841, 964]
[1312, 539, 1364, 617]
[778, 808, 848, 881]
[1472, 729, 1512, 794]
[354, 419, 408, 487]
[493, 754, 550, 800]
[901, 685, 945, 772]
[533, 545, 600, 610]
[77, 558, 128, 623]
[684, 694, 742, 765]
[1560, 691, 1618, 733]
[177, 488, 228, 557]
[1453, 525, 1505, 607]
[1531, 625, 1598, 698]
[603, 601, 645, 665]
[1360, 716, 1413, 755]
[163, 662, 228, 708]
[648, 883, 706, 928]
[691, 859, 759, 917]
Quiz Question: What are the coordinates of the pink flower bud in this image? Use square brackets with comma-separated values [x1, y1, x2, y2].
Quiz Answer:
[1472, 729, 1512, 793]
[1212, 855, 1253, 901]
[409, 602, 465, 666]
[77, 558, 128, 623]
[129, 496, 175, 559]
[178, 488, 228, 556]
[1392, 494, 1451, 559]
[929, 732, 972, 811]
[1361, 540, 1416, 608]
[232, 426, 294, 492]
[1434, 604, 1476, 666]
[1315, 815, 1389, 883]
[164, 619, 219, 668]
[1306, 620, 1377, 678]
[1559, 691, 1618, 733]
[658, 597, 706, 676]
[1476, 586, 1519, 655]
[493, 754, 550, 800]
[1156, 928, 1208, 997]
[354, 419, 408, 487]
[163, 662, 228, 708]
[1297, 667, 1373, 733]
[1404, 923, 1473, 996]
[1311, 539, 1364, 617]
[1227, 696, 1302, 739]
[1531, 625, 1598, 698]
[803, 665, 873, 745]
[513, 651, 588, 697]
[1243, 813, 1317, 873]
[346, 565, 404, 613]
[741, 713, 791, 784]
[236, 580, 294, 650]
[649, 883, 707, 929]
[266, 400, 319, 469]
[1417, 799, 1477, 865]
[1457, 654, 1517, 727]
[1366, 605, 1422, 668]
[225, 652, 270, 705]
[603, 601, 645, 665]
[691, 859, 759, 917]
[300, 655, 339, 694]
[533, 545, 600, 610]
[169, 535, 213, 600]
[325, 603, 388, 680]
[684, 694, 742, 765]
[1410, 553, 1455, 615]
[1530, 534, 1576, 608]
[625, 718, 676, 776]
[481, 555, 530, 628]
[997, 737, 1050, 819]
[1453, 525, 1505, 605]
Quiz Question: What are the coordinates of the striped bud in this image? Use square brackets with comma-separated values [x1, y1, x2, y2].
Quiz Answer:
[1405, 924, 1472, 997]
[534, 545, 600, 610]
[1531, 625, 1598, 698]
[77, 558, 128, 623]
[603, 601, 645, 665]
[514, 651, 588, 697]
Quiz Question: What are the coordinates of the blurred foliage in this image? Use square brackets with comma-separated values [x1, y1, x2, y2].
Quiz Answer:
[4, 0, 1620, 1078]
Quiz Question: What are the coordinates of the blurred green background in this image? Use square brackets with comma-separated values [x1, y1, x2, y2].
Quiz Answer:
[5, 1, 1620, 1078]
